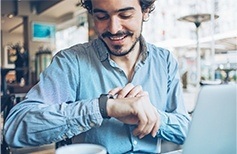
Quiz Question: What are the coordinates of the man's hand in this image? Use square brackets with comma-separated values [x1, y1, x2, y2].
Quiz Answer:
[107, 83, 161, 138]
[108, 83, 143, 98]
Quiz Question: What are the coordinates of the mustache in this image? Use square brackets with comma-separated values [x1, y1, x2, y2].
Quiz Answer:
[101, 31, 133, 38]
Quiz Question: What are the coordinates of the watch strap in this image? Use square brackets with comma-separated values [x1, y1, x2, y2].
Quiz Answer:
[98, 94, 113, 119]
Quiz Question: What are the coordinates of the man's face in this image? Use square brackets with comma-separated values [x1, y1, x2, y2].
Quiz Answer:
[91, 0, 148, 56]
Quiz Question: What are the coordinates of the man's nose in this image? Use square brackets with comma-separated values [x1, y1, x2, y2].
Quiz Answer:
[108, 17, 122, 34]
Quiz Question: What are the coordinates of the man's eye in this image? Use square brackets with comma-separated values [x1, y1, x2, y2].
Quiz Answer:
[120, 14, 132, 19]
[94, 14, 109, 20]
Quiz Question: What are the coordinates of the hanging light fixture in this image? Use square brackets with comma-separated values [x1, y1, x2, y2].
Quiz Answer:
[178, 13, 219, 86]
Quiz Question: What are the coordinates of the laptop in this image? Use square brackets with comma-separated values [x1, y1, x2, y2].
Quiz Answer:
[181, 84, 236, 154]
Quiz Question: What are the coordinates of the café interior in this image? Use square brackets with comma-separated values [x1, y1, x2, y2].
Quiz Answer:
[1, 0, 236, 154]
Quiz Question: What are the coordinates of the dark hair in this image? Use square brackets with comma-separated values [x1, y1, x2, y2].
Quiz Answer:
[80, 0, 156, 14]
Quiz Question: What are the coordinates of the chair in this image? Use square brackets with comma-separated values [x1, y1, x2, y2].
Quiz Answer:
[1, 94, 16, 154]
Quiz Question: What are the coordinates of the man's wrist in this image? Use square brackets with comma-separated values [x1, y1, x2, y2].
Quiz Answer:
[98, 94, 114, 119]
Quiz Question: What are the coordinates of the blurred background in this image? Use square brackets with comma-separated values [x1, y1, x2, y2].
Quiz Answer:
[1, 0, 236, 153]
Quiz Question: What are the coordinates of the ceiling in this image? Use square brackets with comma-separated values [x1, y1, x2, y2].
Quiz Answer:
[1, 0, 83, 34]
[39, 0, 81, 19]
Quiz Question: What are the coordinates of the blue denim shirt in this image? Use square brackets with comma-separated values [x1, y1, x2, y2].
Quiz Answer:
[4, 37, 190, 153]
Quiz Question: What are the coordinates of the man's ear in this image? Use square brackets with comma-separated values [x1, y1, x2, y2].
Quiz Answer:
[142, 9, 150, 22]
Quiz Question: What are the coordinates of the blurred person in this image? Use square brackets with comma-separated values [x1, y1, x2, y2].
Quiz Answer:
[14, 46, 28, 84]
[4, 0, 190, 153]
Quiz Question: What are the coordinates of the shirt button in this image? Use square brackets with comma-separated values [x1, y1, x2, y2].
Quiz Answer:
[133, 140, 137, 145]
[89, 122, 95, 127]
[78, 127, 84, 131]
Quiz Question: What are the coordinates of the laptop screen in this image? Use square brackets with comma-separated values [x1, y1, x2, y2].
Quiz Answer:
[182, 84, 236, 154]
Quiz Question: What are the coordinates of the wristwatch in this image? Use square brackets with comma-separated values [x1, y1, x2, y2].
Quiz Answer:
[98, 94, 114, 119]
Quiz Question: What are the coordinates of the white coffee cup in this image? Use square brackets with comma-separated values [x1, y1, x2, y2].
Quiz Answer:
[55, 143, 107, 154]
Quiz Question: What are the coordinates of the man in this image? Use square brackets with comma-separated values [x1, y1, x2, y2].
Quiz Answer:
[4, 0, 190, 153]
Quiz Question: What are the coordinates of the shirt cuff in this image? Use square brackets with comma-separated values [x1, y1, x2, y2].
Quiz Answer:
[157, 110, 168, 137]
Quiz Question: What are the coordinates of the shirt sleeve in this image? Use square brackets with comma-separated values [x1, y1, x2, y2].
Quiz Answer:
[3, 50, 103, 148]
[157, 52, 191, 144]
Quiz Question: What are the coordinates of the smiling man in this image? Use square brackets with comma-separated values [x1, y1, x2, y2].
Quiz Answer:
[4, 0, 190, 153]
[93, 1, 143, 56]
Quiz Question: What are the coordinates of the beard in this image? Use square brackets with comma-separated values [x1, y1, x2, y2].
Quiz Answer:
[101, 31, 141, 57]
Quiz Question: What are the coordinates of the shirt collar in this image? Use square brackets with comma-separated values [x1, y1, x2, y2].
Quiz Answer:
[94, 35, 149, 62]
[139, 35, 149, 63]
